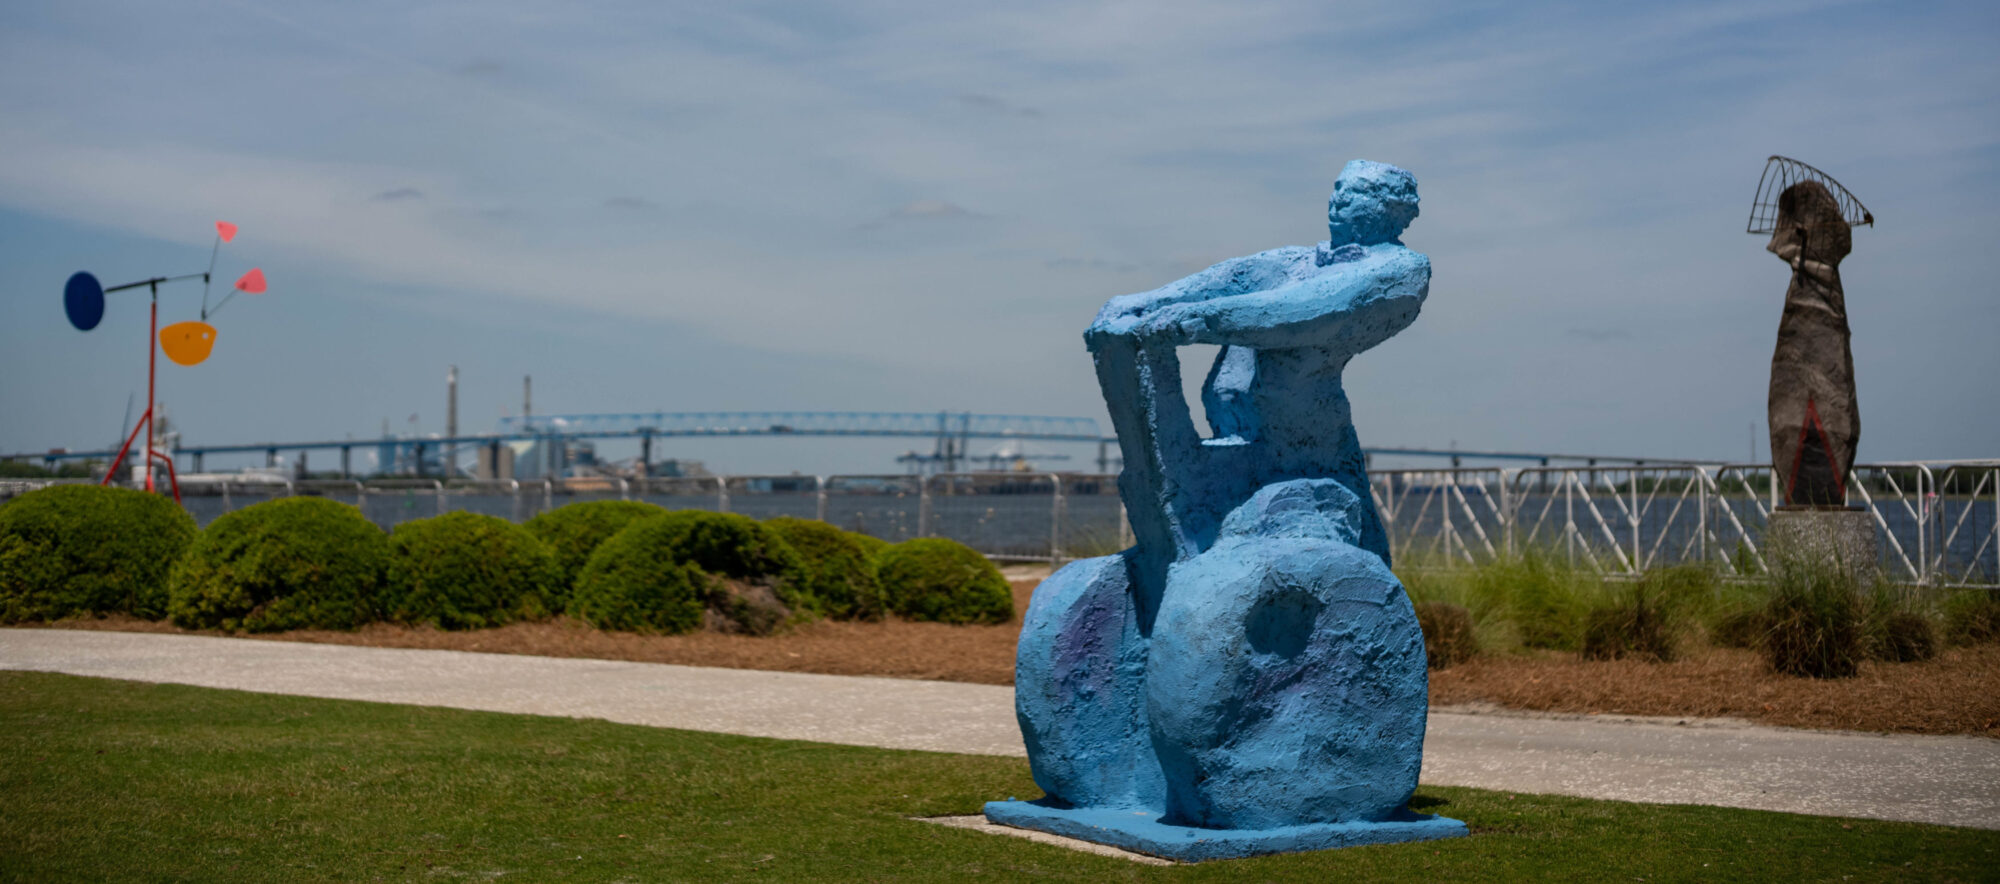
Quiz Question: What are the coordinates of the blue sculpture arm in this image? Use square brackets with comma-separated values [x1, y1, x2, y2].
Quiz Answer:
[1086, 248, 1313, 346]
[1167, 247, 1429, 352]
[1088, 246, 1427, 354]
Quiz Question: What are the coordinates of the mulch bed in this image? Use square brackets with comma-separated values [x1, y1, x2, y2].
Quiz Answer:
[22, 578, 1999, 738]
[1430, 646, 2000, 738]
[27, 581, 1039, 688]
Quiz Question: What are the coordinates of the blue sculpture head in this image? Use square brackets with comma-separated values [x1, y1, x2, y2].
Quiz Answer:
[1327, 160, 1419, 247]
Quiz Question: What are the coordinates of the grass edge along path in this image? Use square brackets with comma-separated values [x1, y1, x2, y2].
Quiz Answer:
[23, 609, 2000, 738]
[2, 672, 1996, 882]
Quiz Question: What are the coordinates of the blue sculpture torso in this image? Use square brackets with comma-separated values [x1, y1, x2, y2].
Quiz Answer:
[1001, 163, 1459, 852]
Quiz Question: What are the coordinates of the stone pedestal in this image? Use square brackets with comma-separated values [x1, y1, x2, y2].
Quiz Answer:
[1766, 506, 1879, 582]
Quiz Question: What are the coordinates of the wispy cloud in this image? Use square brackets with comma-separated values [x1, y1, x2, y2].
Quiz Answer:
[949, 93, 1042, 118]
[856, 199, 986, 230]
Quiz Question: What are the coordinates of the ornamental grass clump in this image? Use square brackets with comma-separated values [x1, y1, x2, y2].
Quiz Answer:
[1763, 550, 1865, 679]
[523, 500, 667, 606]
[167, 497, 387, 632]
[876, 538, 1012, 625]
[1942, 591, 2000, 646]
[1581, 585, 1678, 662]
[1579, 566, 1711, 663]
[1710, 608, 1768, 649]
[1870, 610, 1939, 663]
[383, 512, 559, 630]
[765, 517, 883, 620]
[1478, 550, 1605, 651]
[0, 483, 196, 622]
[1858, 584, 1939, 663]
[1413, 601, 1477, 669]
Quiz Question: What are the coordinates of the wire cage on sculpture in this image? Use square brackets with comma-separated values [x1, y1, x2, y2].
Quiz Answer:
[1746, 155, 1875, 235]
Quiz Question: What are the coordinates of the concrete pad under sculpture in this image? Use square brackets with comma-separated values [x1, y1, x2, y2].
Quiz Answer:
[990, 160, 1466, 859]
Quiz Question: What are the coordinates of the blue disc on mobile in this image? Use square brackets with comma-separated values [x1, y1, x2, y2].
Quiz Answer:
[64, 271, 105, 331]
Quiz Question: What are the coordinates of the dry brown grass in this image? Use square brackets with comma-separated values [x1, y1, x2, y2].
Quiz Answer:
[25, 578, 2000, 737]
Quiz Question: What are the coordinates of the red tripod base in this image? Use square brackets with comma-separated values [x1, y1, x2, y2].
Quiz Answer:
[101, 407, 181, 504]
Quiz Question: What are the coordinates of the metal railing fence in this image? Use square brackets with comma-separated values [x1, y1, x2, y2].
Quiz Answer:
[3, 462, 1993, 584]
[1367, 463, 1997, 587]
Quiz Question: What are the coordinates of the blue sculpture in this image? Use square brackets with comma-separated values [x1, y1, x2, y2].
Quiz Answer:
[986, 161, 1467, 861]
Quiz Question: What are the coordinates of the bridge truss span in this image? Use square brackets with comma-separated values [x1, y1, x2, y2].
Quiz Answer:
[497, 411, 1105, 442]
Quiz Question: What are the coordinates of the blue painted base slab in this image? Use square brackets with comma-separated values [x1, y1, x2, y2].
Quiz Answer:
[982, 801, 1468, 863]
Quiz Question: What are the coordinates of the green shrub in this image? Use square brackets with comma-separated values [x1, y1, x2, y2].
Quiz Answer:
[570, 511, 809, 635]
[523, 500, 667, 605]
[167, 497, 387, 632]
[382, 512, 559, 630]
[1942, 591, 2000, 646]
[0, 484, 196, 622]
[765, 517, 882, 620]
[1763, 553, 1864, 679]
[570, 517, 709, 634]
[848, 532, 891, 560]
[1414, 601, 1477, 669]
[643, 511, 811, 613]
[876, 538, 1012, 625]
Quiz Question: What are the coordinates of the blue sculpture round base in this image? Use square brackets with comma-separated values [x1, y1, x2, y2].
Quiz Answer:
[983, 800, 1467, 863]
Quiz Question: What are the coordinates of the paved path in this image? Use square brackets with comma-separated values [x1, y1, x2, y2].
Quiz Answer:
[4, 629, 1996, 831]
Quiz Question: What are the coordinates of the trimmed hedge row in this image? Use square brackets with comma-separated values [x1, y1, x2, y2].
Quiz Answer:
[524, 500, 667, 606]
[0, 487, 1011, 637]
[765, 517, 883, 621]
[569, 516, 712, 635]
[168, 497, 386, 632]
[0, 484, 196, 622]
[876, 538, 1013, 625]
[385, 511, 560, 630]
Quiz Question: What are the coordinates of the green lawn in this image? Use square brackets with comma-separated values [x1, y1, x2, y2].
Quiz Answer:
[0, 672, 1993, 882]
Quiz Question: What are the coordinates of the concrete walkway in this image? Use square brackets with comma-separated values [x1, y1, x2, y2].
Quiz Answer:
[4, 629, 1996, 831]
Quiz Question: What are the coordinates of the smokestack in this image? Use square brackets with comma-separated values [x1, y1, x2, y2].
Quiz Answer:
[446, 366, 458, 479]
[523, 375, 532, 421]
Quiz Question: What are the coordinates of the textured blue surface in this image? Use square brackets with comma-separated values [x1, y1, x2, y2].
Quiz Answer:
[983, 800, 1468, 863]
[1001, 160, 1460, 859]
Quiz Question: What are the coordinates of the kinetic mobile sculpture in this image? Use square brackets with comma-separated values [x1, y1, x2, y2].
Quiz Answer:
[64, 221, 268, 501]
[987, 161, 1465, 861]
[1747, 156, 1872, 507]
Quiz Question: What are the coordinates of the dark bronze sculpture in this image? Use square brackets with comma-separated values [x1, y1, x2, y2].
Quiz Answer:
[1748, 157, 1872, 507]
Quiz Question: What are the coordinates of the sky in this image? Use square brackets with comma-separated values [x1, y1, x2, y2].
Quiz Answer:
[2, 0, 1995, 476]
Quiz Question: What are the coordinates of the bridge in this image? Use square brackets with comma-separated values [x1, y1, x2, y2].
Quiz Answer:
[6, 410, 1689, 476]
